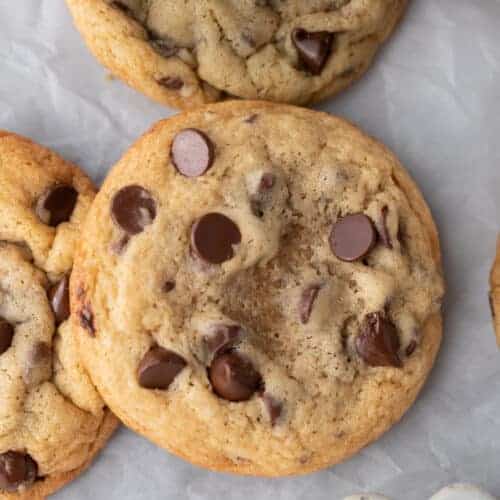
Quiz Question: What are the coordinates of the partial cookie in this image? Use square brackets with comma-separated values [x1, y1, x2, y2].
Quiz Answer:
[430, 484, 496, 500]
[71, 101, 444, 476]
[66, 0, 407, 109]
[489, 237, 500, 345]
[0, 132, 118, 499]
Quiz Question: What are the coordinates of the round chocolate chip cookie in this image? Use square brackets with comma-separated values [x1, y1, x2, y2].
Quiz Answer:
[0, 132, 118, 499]
[71, 101, 444, 476]
[489, 237, 500, 346]
[66, 0, 407, 109]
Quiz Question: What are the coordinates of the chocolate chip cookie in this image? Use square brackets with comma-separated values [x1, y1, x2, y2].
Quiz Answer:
[66, 0, 407, 109]
[71, 101, 444, 476]
[489, 237, 500, 346]
[0, 132, 118, 499]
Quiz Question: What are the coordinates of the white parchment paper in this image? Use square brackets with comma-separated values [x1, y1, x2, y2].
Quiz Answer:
[1, 1, 499, 499]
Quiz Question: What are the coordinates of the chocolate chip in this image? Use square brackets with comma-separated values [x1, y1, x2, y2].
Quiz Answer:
[48, 276, 70, 325]
[0, 451, 38, 492]
[330, 213, 376, 262]
[204, 324, 244, 355]
[80, 304, 95, 336]
[356, 312, 402, 367]
[378, 206, 393, 249]
[163, 280, 176, 293]
[0, 319, 14, 356]
[209, 351, 262, 402]
[261, 393, 282, 426]
[111, 185, 156, 235]
[292, 28, 334, 75]
[158, 76, 184, 90]
[405, 340, 417, 357]
[250, 172, 276, 217]
[171, 129, 214, 178]
[299, 285, 321, 324]
[191, 213, 241, 264]
[23, 342, 52, 387]
[137, 346, 186, 390]
[150, 39, 179, 58]
[35, 185, 78, 227]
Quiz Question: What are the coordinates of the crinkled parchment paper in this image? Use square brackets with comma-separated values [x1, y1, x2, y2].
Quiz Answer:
[0, 1, 499, 499]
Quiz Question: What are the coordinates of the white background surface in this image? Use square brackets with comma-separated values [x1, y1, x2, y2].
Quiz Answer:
[0, 1, 499, 499]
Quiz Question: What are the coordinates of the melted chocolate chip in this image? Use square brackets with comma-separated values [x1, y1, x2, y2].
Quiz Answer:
[171, 129, 214, 178]
[299, 285, 321, 324]
[35, 185, 78, 227]
[191, 213, 241, 264]
[330, 213, 376, 262]
[48, 276, 70, 325]
[356, 312, 402, 368]
[209, 351, 262, 402]
[0, 451, 38, 492]
[80, 304, 95, 336]
[378, 206, 393, 249]
[261, 393, 282, 426]
[158, 76, 184, 90]
[204, 324, 244, 355]
[137, 347, 186, 390]
[23, 342, 52, 387]
[111, 185, 156, 235]
[292, 28, 334, 75]
[0, 319, 14, 356]
[163, 280, 176, 293]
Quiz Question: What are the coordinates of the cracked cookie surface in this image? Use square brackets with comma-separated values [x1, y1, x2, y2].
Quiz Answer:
[71, 101, 443, 476]
[490, 237, 500, 346]
[0, 132, 118, 499]
[66, 0, 407, 109]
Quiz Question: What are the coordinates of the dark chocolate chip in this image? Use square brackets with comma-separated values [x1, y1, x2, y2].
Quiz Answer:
[158, 76, 184, 90]
[150, 39, 179, 58]
[0, 451, 38, 492]
[292, 28, 334, 75]
[163, 280, 176, 293]
[23, 342, 52, 387]
[80, 304, 95, 336]
[356, 312, 402, 368]
[137, 346, 186, 390]
[35, 185, 78, 227]
[261, 393, 282, 426]
[204, 324, 244, 355]
[405, 340, 417, 357]
[111, 185, 156, 235]
[171, 129, 214, 178]
[48, 276, 70, 325]
[299, 285, 321, 324]
[378, 206, 393, 249]
[209, 351, 262, 402]
[330, 213, 376, 262]
[0, 319, 14, 356]
[191, 213, 241, 264]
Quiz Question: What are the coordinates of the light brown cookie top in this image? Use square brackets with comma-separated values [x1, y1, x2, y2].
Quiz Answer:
[66, 0, 407, 109]
[72, 101, 444, 477]
[0, 132, 118, 499]
[489, 237, 500, 346]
